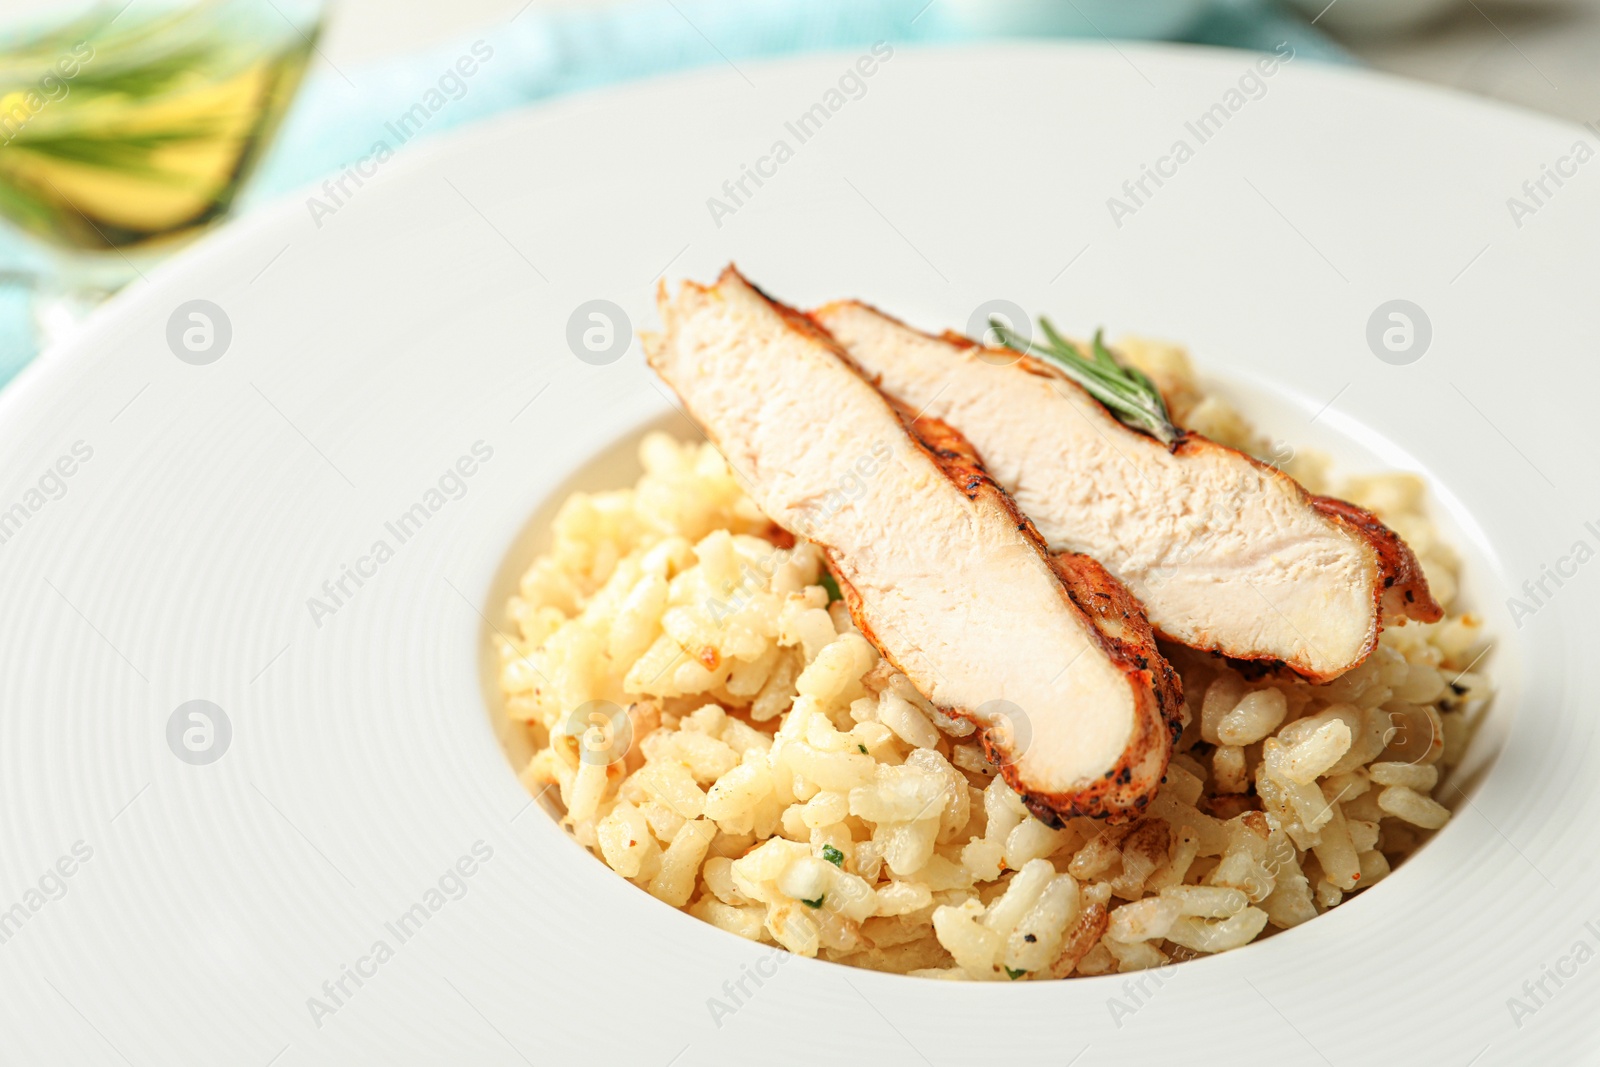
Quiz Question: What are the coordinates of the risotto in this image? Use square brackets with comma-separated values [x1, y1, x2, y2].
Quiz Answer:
[495, 341, 1490, 980]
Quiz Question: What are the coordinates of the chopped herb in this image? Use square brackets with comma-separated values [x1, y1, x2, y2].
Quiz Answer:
[801, 894, 825, 909]
[858, 743, 868, 754]
[1004, 966, 1028, 980]
[821, 844, 845, 868]
[819, 570, 843, 602]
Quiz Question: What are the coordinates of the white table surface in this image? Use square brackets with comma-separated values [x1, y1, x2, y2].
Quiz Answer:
[1350, 0, 1600, 123]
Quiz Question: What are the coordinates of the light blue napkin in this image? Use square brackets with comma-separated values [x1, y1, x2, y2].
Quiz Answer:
[0, 0, 1345, 386]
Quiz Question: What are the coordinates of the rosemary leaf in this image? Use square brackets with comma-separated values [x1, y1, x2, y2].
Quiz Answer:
[990, 317, 1180, 447]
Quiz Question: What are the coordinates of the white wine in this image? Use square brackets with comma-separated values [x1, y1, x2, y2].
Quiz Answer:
[0, 1, 319, 251]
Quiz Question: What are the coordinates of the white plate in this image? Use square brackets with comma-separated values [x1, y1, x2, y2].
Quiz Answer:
[1, 42, 1594, 1066]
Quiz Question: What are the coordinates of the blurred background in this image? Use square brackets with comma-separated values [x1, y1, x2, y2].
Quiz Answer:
[0, 0, 1591, 385]
[307, 0, 1600, 119]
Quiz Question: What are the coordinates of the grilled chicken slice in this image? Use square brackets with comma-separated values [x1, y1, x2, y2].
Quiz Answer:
[814, 301, 1441, 683]
[646, 268, 1181, 821]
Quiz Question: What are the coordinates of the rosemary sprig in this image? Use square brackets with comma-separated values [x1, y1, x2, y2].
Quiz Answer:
[991, 317, 1181, 447]
[6, 126, 230, 183]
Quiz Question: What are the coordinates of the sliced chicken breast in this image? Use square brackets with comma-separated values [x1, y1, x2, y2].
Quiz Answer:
[646, 268, 1181, 821]
[814, 301, 1441, 683]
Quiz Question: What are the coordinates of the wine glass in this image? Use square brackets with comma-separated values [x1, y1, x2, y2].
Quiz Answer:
[0, 0, 327, 350]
